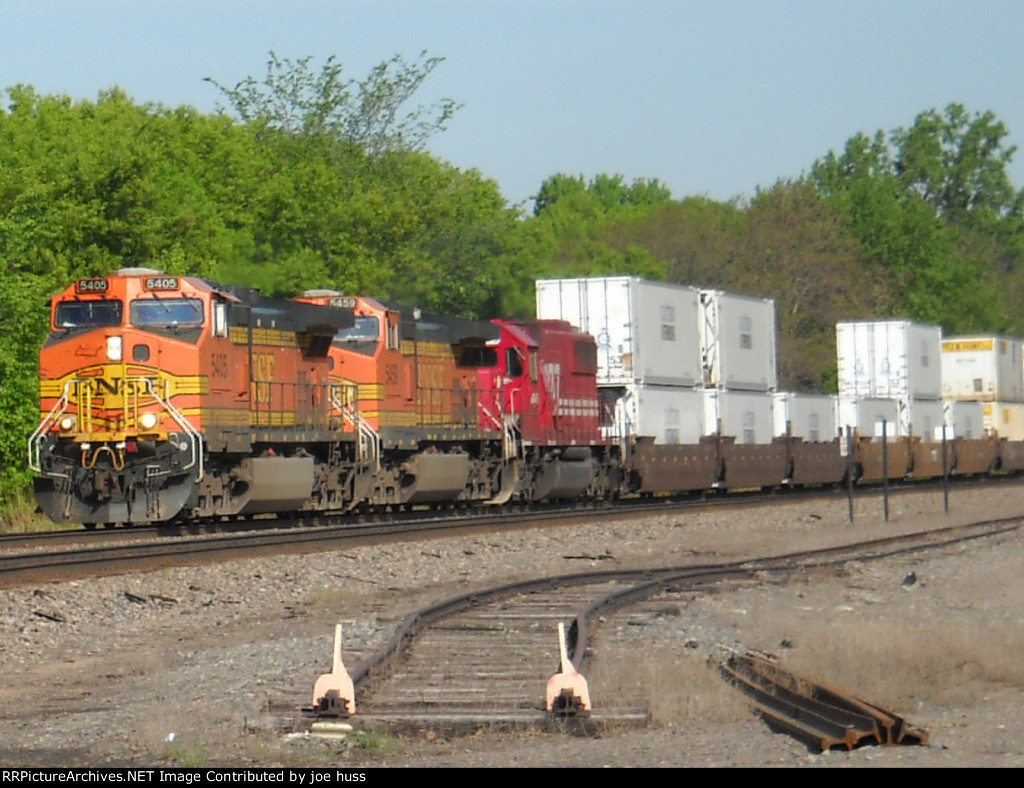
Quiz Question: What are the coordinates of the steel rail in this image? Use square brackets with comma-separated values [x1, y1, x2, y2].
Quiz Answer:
[6, 470, 1020, 553]
[717, 652, 930, 751]
[343, 515, 1023, 721]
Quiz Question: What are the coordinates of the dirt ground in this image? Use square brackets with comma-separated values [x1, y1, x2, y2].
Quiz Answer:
[2, 483, 1023, 768]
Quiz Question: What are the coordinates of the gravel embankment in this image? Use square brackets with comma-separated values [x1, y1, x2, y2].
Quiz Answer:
[2, 484, 1023, 768]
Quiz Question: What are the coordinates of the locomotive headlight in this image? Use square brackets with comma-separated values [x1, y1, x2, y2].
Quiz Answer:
[107, 336, 123, 362]
[59, 416, 76, 432]
[139, 412, 159, 430]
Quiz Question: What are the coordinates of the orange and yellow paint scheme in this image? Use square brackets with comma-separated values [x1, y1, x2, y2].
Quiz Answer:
[30, 268, 352, 526]
[295, 291, 500, 450]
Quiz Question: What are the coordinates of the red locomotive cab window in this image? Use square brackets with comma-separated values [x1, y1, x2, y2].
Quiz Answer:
[458, 346, 498, 367]
[506, 348, 524, 378]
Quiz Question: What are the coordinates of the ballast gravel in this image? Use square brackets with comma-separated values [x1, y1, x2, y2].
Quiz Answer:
[2, 484, 1024, 768]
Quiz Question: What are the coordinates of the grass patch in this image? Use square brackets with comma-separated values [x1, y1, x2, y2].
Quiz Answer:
[164, 740, 210, 767]
[778, 621, 1024, 708]
[0, 492, 68, 534]
[351, 729, 399, 757]
[589, 643, 751, 726]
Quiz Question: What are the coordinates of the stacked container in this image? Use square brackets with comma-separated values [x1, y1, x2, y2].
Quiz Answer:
[983, 402, 1024, 440]
[837, 320, 942, 400]
[698, 289, 777, 391]
[536, 277, 778, 445]
[944, 400, 986, 440]
[836, 319, 944, 441]
[773, 392, 838, 442]
[940, 336, 1024, 402]
[941, 335, 1024, 439]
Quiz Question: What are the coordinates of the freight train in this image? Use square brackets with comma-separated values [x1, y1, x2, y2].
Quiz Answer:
[27, 267, 1024, 528]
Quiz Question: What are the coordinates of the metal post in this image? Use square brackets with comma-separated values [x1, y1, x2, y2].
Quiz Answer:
[846, 426, 854, 523]
[882, 420, 889, 522]
[942, 426, 949, 513]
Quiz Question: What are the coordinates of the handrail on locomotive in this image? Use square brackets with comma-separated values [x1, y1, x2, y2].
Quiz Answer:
[30, 375, 204, 481]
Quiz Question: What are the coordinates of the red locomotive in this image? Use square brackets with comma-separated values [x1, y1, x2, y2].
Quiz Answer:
[479, 319, 615, 502]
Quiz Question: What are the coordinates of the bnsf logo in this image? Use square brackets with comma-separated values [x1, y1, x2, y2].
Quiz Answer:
[78, 377, 157, 396]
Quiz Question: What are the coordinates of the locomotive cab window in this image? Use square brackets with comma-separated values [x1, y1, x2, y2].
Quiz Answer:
[55, 300, 123, 329]
[131, 297, 204, 328]
[334, 316, 380, 342]
[333, 316, 380, 356]
[458, 346, 498, 367]
[506, 348, 524, 378]
[213, 302, 229, 338]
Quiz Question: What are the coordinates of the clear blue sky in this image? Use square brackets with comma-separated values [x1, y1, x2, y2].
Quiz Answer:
[5, 0, 1023, 210]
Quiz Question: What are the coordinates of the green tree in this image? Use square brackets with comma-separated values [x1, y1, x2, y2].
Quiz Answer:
[533, 173, 671, 216]
[893, 104, 1022, 228]
[205, 51, 461, 157]
[809, 106, 1020, 333]
[744, 180, 882, 391]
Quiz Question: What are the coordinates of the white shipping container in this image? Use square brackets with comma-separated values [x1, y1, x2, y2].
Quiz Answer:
[603, 384, 707, 445]
[837, 396, 901, 440]
[940, 336, 1024, 403]
[943, 400, 986, 440]
[536, 277, 703, 387]
[703, 389, 775, 444]
[773, 393, 838, 441]
[836, 320, 943, 400]
[982, 402, 1024, 440]
[699, 289, 778, 392]
[903, 398, 946, 443]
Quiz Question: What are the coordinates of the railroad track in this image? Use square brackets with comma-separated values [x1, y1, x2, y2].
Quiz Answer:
[298, 515, 1021, 748]
[4, 475, 1017, 588]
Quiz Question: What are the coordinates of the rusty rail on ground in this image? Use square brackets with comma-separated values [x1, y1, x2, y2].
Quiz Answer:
[717, 652, 929, 751]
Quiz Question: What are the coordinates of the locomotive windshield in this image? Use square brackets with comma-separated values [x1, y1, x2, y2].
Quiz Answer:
[334, 315, 379, 342]
[457, 347, 499, 367]
[130, 297, 204, 328]
[55, 300, 123, 329]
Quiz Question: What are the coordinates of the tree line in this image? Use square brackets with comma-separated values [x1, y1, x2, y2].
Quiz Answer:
[2, 52, 1022, 500]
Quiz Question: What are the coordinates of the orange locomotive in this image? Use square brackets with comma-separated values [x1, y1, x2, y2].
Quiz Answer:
[293, 291, 509, 508]
[30, 268, 354, 526]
